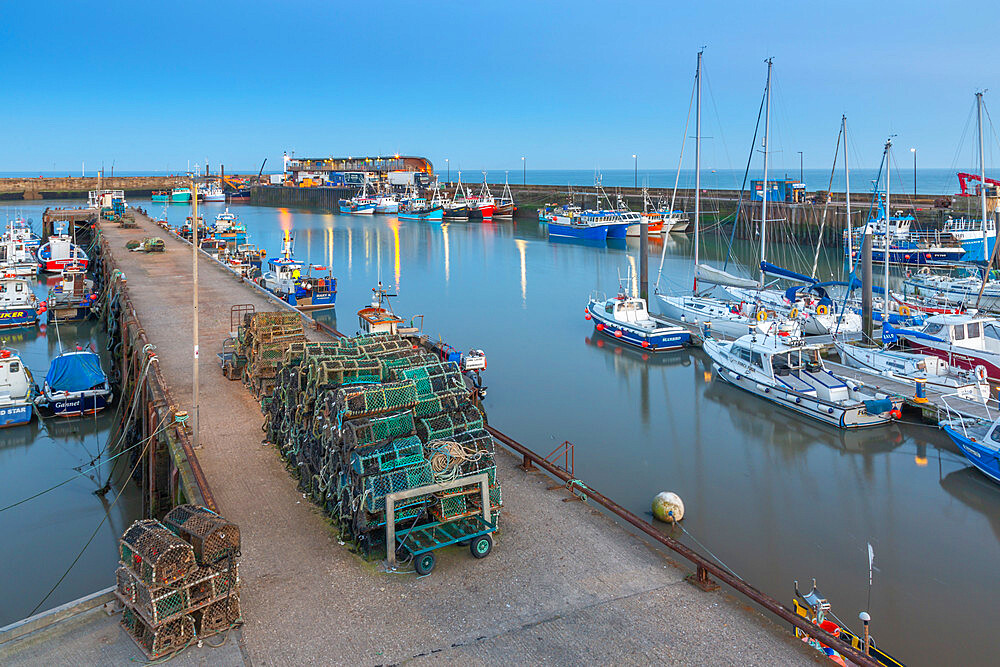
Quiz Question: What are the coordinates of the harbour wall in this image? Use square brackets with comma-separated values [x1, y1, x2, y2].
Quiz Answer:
[0, 175, 254, 200]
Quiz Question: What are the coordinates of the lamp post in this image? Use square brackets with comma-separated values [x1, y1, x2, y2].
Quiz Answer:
[632, 154, 638, 188]
[445, 158, 449, 186]
[910, 148, 917, 196]
[797, 151, 803, 183]
[521, 156, 525, 186]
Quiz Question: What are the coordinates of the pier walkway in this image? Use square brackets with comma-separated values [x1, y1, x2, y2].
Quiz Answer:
[4, 211, 817, 665]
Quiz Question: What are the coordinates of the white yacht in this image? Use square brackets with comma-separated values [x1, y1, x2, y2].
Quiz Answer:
[704, 334, 901, 428]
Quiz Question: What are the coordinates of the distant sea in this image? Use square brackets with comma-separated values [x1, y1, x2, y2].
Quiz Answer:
[0, 167, 974, 195]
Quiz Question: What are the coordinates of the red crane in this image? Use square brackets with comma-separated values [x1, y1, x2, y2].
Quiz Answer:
[956, 171, 1000, 196]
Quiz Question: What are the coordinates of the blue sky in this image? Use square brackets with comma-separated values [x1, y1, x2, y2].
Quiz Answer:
[2, 1, 998, 174]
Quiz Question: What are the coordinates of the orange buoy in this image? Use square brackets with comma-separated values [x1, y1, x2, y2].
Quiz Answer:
[614, 330, 623, 338]
[595, 323, 605, 331]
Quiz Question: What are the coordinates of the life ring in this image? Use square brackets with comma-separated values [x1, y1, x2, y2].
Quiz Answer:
[756, 310, 768, 322]
[899, 305, 911, 317]
[789, 307, 799, 318]
[816, 305, 830, 316]
[975, 365, 989, 383]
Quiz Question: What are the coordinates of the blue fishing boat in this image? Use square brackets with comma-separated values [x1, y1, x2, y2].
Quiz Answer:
[941, 416, 1000, 484]
[587, 290, 691, 351]
[398, 198, 444, 221]
[547, 210, 608, 240]
[258, 231, 309, 304]
[845, 196, 965, 265]
[35, 348, 113, 417]
[0, 347, 35, 427]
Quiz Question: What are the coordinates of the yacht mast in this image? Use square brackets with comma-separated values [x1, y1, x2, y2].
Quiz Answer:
[693, 49, 702, 291]
[844, 116, 852, 263]
[759, 58, 772, 284]
[885, 139, 891, 307]
[978, 91, 988, 256]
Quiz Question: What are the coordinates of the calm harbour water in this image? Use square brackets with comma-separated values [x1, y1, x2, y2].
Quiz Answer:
[4, 196, 994, 664]
[0, 201, 139, 626]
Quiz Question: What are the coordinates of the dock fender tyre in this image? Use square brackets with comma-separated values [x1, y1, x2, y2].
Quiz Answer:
[415, 552, 436, 576]
[470, 534, 493, 559]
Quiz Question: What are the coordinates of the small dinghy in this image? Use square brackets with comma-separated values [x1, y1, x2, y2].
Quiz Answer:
[35, 347, 113, 417]
[0, 347, 35, 427]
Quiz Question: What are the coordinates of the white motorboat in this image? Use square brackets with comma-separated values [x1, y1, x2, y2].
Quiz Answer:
[896, 313, 1000, 382]
[202, 183, 226, 202]
[705, 334, 901, 428]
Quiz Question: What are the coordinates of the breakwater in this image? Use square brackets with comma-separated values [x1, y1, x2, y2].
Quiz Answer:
[0, 175, 255, 200]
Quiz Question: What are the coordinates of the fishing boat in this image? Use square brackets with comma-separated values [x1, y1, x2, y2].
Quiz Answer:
[339, 198, 376, 214]
[0, 347, 35, 427]
[467, 174, 497, 219]
[357, 283, 420, 336]
[444, 173, 472, 219]
[845, 202, 965, 266]
[6, 218, 41, 250]
[940, 414, 1000, 485]
[547, 212, 609, 240]
[170, 187, 193, 203]
[37, 235, 89, 273]
[374, 191, 400, 214]
[626, 189, 666, 237]
[792, 580, 904, 667]
[201, 182, 226, 202]
[0, 277, 40, 329]
[35, 347, 113, 417]
[46, 263, 97, 323]
[895, 313, 1000, 382]
[398, 197, 444, 221]
[586, 288, 691, 351]
[493, 175, 517, 218]
[665, 210, 690, 233]
[296, 269, 337, 311]
[705, 333, 901, 428]
[0, 234, 39, 276]
[213, 208, 238, 232]
[152, 190, 170, 203]
[258, 231, 308, 303]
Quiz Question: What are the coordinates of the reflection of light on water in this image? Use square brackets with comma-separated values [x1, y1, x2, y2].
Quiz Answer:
[326, 228, 334, 271]
[306, 228, 312, 265]
[915, 456, 928, 467]
[627, 255, 638, 297]
[347, 228, 353, 272]
[278, 207, 292, 232]
[388, 220, 401, 289]
[515, 239, 528, 306]
[442, 223, 450, 282]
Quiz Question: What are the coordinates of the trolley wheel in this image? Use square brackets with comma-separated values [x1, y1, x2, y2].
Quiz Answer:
[470, 534, 493, 559]
[414, 552, 436, 576]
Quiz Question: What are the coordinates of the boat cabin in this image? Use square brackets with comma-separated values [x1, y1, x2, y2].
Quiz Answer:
[0, 349, 32, 406]
[358, 285, 403, 334]
[264, 257, 303, 296]
[919, 314, 1000, 352]
[0, 278, 36, 308]
[603, 295, 655, 327]
[729, 338, 851, 402]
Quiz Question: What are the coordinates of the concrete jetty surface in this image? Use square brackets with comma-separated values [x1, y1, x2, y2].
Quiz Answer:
[2, 211, 817, 665]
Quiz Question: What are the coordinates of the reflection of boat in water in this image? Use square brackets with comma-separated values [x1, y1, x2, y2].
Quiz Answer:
[584, 335, 695, 368]
[940, 467, 1000, 542]
[0, 417, 40, 448]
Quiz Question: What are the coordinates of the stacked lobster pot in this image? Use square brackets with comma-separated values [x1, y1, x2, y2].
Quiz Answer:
[259, 332, 502, 561]
[116, 506, 242, 661]
[237, 311, 306, 400]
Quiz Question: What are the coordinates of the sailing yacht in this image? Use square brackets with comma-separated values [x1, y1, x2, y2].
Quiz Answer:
[656, 55, 801, 340]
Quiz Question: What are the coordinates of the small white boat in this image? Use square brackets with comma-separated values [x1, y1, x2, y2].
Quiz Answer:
[587, 290, 691, 350]
[38, 235, 89, 273]
[0, 347, 35, 427]
[213, 208, 238, 232]
[658, 293, 801, 339]
[375, 193, 399, 214]
[0, 277, 40, 328]
[704, 333, 901, 428]
[202, 183, 226, 202]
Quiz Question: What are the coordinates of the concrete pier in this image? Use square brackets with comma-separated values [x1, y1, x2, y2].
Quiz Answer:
[2, 210, 818, 665]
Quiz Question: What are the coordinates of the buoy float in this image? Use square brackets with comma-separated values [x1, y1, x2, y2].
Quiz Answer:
[652, 492, 684, 523]
[890, 408, 902, 419]
[585, 313, 592, 320]
[614, 330, 623, 338]
[595, 323, 605, 331]
[641, 340, 649, 348]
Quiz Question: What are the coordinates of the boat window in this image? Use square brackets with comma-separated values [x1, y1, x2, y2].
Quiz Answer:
[953, 325, 965, 341]
[9, 362, 17, 373]
[968, 322, 981, 338]
[751, 352, 766, 369]
[923, 323, 944, 337]
[605, 303, 614, 314]
[14, 283, 21, 292]
[986, 325, 1000, 341]
[991, 426, 1000, 445]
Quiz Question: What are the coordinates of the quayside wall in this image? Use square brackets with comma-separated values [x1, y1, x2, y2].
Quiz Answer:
[0, 175, 253, 201]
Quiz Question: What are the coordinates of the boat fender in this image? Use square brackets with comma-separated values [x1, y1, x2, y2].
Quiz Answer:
[828, 408, 835, 414]
[614, 330, 623, 338]
[795, 397, 801, 404]
[789, 307, 798, 318]
[816, 305, 830, 316]
[652, 491, 684, 523]
[975, 365, 988, 382]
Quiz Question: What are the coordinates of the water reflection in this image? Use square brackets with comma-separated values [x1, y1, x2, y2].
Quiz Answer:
[940, 467, 1000, 541]
[514, 239, 526, 305]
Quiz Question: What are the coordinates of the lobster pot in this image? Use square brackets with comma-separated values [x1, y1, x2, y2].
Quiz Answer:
[309, 358, 383, 388]
[116, 566, 138, 605]
[342, 411, 416, 449]
[356, 337, 414, 358]
[416, 406, 484, 442]
[351, 435, 425, 476]
[282, 341, 311, 366]
[121, 607, 195, 661]
[413, 390, 469, 419]
[397, 362, 466, 396]
[193, 596, 242, 636]
[120, 520, 196, 587]
[361, 460, 434, 512]
[187, 563, 240, 606]
[163, 505, 241, 566]
[336, 380, 417, 419]
[123, 569, 192, 626]
[378, 350, 437, 376]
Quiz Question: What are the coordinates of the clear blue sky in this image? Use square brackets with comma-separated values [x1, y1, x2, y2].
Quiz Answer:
[2, 1, 997, 174]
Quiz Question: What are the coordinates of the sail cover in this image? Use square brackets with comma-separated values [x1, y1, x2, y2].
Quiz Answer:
[760, 261, 816, 284]
[695, 264, 761, 289]
[882, 322, 944, 343]
[45, 352, 107, 392]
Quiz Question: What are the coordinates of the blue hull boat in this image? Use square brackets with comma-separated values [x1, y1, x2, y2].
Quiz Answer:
[0, 403, 32, 427]
[548, 222, 608, 240]
[605, 222, 629, 239]
[36, 349, 113, 417]
[0, 308, 38, 328]
[943, 424, 1000, 484]
[398, 207, 444, 221]
[587, 294, 691, 351]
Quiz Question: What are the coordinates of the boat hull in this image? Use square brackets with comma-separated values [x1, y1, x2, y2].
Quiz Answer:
[0, 403, 32, 427]
[547, 222, 608, 240]
[0, 308, 38, 328]
[903, 340, 1000, 383]
[42, 392, 110, 417]
[943, 425, 1000, 484]
[587, 305, 690, 351]
[398, 207, 444, 221]
[605, 223, 629, 239]
[847, 246, 966, 265]
[493, 203, 516, 218]
[171, 193, 192, 203]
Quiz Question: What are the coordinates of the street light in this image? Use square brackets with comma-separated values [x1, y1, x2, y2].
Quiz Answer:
[521, 156, 525, 186]
[445, 158, 449, 186]
[910, 148, 917, 196]
[632, 154, 638, 188]
[797, 151, 803, 183]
